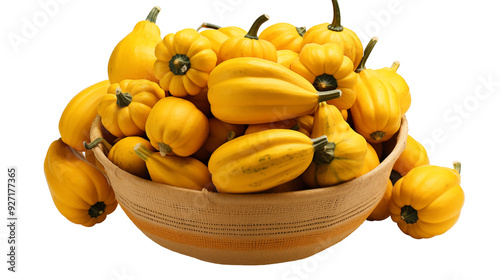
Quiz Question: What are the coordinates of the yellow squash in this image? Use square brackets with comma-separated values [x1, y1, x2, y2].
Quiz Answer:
[376, 61, 412, 115]
[218, 14, 277, 63]
[301, 0, 363, 70]
[134, 144, 213, 191]
[208, 129, 329, 193]
[154, 28, 217, 97]
[290, 43, 358, 110]
[44, 139, 117, 227]
[384, 134, 430, 184]
[207, 57, 341, 124]
[193, 118, 247, 162]
[302, 102, 367, 188]
[389, 162, 465, 239]
[145, 96, 209, 157]
[59, 80, 110, 152]
[85, 136, 155, 179]
[277, 49, 299, 69]
[259, 23, 306, 53]
[197, 23, 246, 65]
[97, 79, 165, 138]
[350, 38, 401, 143]
[108, 7, 162, 84]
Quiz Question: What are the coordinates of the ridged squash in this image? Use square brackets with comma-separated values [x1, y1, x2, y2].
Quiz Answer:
[208, 129, 329, 193]
[134, 144, 213, 191]
[384, 134, 430, 184]
[108, 7, 161, 84]
[259, 23, 306, 53]
[207, 57, 341, 124]
[350, 38, 401, 143]
[145, 96, 209, 157]
[302, 102, 367, 188]
[301, 0, 363, 70]
[59, 80, 110, 151]
[277, 50, 299, 69]
[376, 61, 412, 115]
[44, 139, 117, 227]
[389, 162, 465, 239]
[197, 22, 247, 37]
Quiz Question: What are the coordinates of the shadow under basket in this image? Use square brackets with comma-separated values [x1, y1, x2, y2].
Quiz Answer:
[90, 116, 408, 265]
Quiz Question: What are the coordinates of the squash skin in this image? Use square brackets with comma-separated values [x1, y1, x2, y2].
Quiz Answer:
[154, 28, 217, 97]
[44, 139, 117, 227]
[108, 136, 155, 179]
[302, 102, 367, 188]
[208, 129, 328, 193]
[259, 23, 306, 53]
[134, 144, 213, 191]
[290, 43, 357, 110]
[193, 118, 246, 162]
[108, 7, 162, 84]
[207, 57, 341, 124]
[351, 70, 401, 143]
[199, 29, 229, 65]
[145, 96, 209, 157]
[376, 61, 412, 115]
[218, 14, 277, 63]
[276, 50, 299, 69]
[389, 164, 465, 239]
[301, 0, 363, 70]
[59, 80, 110, 152]
[97, 79, 165, 138]
[384, 134, 430, 182]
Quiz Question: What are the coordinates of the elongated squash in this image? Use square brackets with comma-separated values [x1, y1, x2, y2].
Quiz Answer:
[207, 57, 341, 124]
[59, 80, 110, 152]
[44, 139, 117, 227]
[208, 129, 329, 193]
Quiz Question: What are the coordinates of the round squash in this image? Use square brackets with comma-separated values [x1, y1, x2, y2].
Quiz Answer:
[259, 22, 306, 53]
[376, 61, 412, 115]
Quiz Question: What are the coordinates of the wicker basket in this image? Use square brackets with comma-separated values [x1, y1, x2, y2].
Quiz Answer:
[89, 116, 408, 265]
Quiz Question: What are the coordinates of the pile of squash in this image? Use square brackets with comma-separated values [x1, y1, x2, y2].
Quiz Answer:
[44, 0, 464, 239]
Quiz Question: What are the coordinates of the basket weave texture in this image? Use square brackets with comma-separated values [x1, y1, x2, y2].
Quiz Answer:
[90, 116, 408, 265]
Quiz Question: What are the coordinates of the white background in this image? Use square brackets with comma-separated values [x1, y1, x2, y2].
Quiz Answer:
[1, 0, 499, 279]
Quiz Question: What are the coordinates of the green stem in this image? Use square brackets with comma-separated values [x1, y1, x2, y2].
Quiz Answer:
[145, 6, 161, 23]
[370, 131, 386, 141]
[245, 14, 270, 40]
[169, 54, 191, 75]
[313, 74, 338, 91]
[400, 205, 419, 224]
[197, 22, 222, 31]
[115, 88, 133, 108]
[296, 26, 307, 37]
[311, 135, 329, 152]
[355, 37, 378, 73]
[84, 137, 112, 152]
[317, 89, 342, 103]
[158, 142, 172, 156]
[227, 131, 236, 141]
[328, 0, 343, 32]
[134, 143, 154, 162]
[313, 142, 336, 164]
[88, 201, 106, 218]
[453, 161, 461, 175]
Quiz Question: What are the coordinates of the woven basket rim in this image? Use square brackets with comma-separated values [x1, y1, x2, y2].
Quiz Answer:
[89, 115, 408, 202]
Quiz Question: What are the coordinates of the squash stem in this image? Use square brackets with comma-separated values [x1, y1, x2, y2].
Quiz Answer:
[355, 37, 378, 73]
[370, 131, 386, 142]
[317, 89, 342, 103]
[158, 143, 172, 156]
[313, 142, 336, 164]
[311, 135, 329, 152]
[227, 131, 236, 141]
[328, 0, 343, 32]
[400, 205, 419, 224]
[115, 88, 133, 108]
[84, 138, 112, 153]
[453, 161, 461, 175]
[169, 54, 191, 75]
[391, 61, 400, 72]
[145, 6, 161, 23]
[245, 14, 270, 40]
[88, 201, 106, 218]
[296, 26, 307, 37]
[134, 143, 153, 162]
[197, 22, 222, 31]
